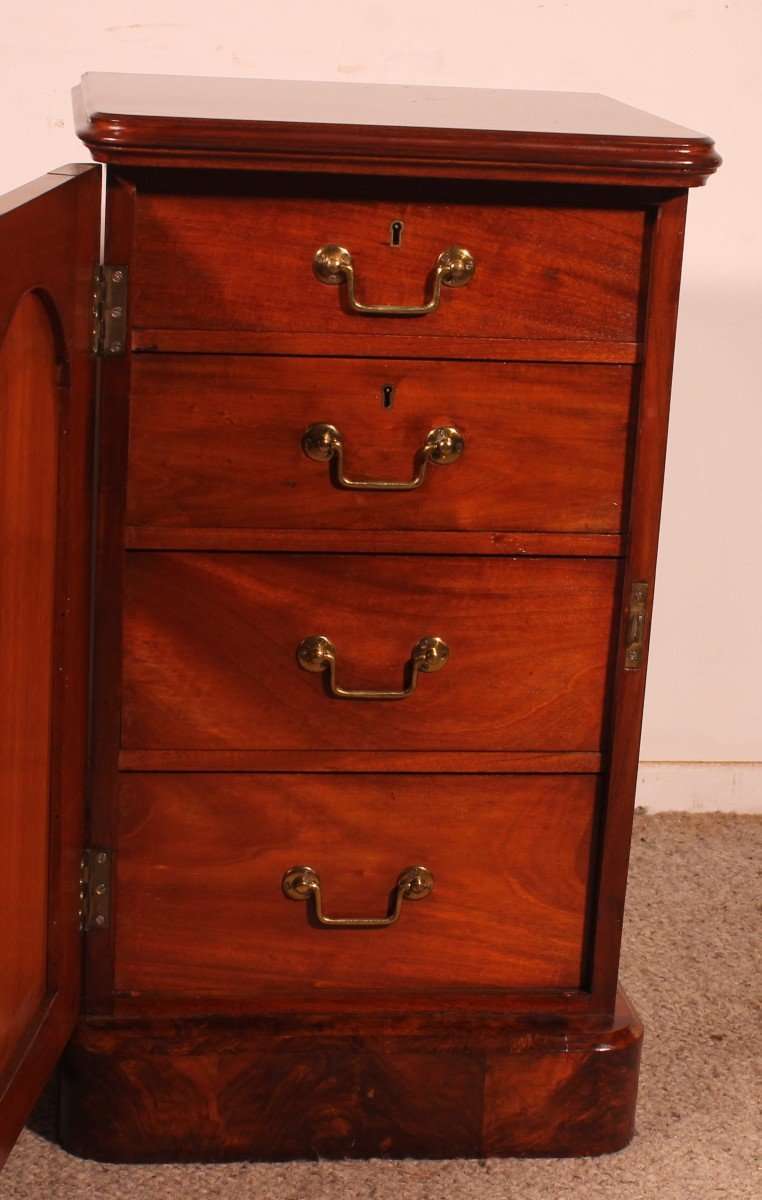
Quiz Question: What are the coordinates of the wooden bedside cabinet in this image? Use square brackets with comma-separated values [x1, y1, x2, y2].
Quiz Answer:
[0, 74, 720, 1165]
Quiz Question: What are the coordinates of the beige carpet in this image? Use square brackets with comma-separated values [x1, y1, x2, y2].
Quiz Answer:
[1, 812, 759, 1199]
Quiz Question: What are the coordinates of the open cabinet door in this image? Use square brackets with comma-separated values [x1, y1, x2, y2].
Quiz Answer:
[0, 165, 100, 1167]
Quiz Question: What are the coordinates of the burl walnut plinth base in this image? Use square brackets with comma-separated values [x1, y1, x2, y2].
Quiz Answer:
[59, 988, 642, 1161]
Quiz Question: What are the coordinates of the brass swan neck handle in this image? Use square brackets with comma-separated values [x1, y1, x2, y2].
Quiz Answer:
[282, 865, 435, 928]
[313, 244, 475, 316]
[301, 422, 464, 492]
[297, 635, 449, 701]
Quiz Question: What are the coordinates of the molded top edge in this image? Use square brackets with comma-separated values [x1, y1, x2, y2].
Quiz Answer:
[73, 72, 721, 185]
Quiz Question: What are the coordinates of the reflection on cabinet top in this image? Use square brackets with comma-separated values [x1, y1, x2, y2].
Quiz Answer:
[73, 72, 721, 185]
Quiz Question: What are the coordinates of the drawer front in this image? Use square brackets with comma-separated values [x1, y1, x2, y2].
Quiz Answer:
[122, 553, 622, 752]
[114, 772, 598, 995]
[131, 185, 647, 342]
[127, 358, 636, 534]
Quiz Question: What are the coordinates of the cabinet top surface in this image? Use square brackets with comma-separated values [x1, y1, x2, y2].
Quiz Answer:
[78, 72, 706, 139]
[73, 72, 720, 185]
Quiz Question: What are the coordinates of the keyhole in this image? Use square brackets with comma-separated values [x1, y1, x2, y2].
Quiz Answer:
[382, 384, 395, 409]
[389, 220, 404, 247]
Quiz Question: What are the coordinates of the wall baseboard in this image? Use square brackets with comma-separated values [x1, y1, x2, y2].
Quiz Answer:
[636, 761, 762, 814]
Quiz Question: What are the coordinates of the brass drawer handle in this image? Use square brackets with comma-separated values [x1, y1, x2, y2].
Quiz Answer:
[297, 635, 449, 700]
[313, 244, 475, 315]
[282, 865, 435, 928]
[301, 422, 464, 491]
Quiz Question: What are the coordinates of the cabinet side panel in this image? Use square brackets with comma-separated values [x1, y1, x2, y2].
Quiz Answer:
[590, 192, 689, 1005]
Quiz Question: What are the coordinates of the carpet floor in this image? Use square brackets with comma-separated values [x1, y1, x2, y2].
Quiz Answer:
[1, 811, 759, 1199]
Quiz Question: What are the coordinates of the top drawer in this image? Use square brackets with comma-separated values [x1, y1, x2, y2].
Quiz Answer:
[129, 178, 649, 343]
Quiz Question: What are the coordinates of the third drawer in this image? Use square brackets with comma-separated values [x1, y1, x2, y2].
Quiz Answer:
[122, 552, 623, 753]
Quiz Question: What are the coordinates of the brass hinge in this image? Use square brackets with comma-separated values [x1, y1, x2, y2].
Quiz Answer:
[92, 265, 128, 357]
[80, 848, 111, 932]
[624, 581, 649, 670]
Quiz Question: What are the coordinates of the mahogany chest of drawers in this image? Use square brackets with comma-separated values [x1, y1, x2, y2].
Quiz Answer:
[0, 74, 720, 1164]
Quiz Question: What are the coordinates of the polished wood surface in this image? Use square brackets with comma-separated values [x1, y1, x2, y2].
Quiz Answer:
[75, 74, 710, 138]
[118, 749, 605, 774]
[124, 528, 626, 556]
[127, 357, 636, 533]
[60, 79, 718, 1161]
[86, 170, 136, 1011]
[0, 166, 99, 1168]
[108, 987, 596, 1018]
[115, 773, 598, 996]
[0, 295, 58, 1080]
[590, 192, 690, 1005]
[0, 163, 94, 221]
[130, 179, 647, 342]
[73, 73, 719, 186]
[122, 553, 622, 753]
[59, 989, 642, 1160]
[131, 328, 641, 362]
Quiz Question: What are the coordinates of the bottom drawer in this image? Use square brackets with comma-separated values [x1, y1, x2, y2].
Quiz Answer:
[115, 773, 600, 997]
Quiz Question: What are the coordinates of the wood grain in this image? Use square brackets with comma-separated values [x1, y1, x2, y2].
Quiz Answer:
[481, 986, 642, 1155]
[85, 169, 136, 1011]
[0, 166, 99, 1168]
[121, 553, 623, 753]
[73, 73, 720, 186]
[131, 328, 642, 362]
[126, 357, 637, 534]
[62, 77, 718, 1161]
[74, 75, 712, 141]
[117, 749, 605, 774]
[130, 179, 648, 342]
[124, 528, 626, 557]
[590, 192, 691, 1006]
[114, 772, 599, 996]
[59, 989, 642, 1160]
[0, 295, 58, 1079]
[107, 987, 595, 1017]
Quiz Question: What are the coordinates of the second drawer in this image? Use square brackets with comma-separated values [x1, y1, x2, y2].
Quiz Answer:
[122, 553, 623, 752]
[126, 357, 636, 534]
